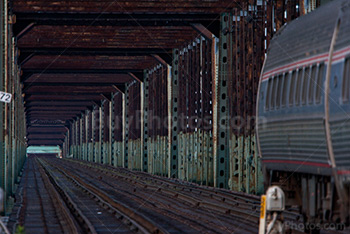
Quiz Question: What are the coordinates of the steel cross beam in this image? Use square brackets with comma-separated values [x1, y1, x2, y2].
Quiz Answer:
[19, 48, 173, 56]
[14, 12, 219, 27]
[22, 69, 142, 75]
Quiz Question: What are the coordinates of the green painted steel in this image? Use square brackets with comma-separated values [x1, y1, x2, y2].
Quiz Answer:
[141, 70, 149, 172]
[100, 100, 105, 164]
[216, 12, 231, 189]
[170, 49, 179, 178]
[0, 0, 27, 213]
[92, 105, 97, 162]
[98, 106, 102, 164]
[110, 93, 116, 166]
[123, 86, 129, 168]
[128, 139, 141, 170]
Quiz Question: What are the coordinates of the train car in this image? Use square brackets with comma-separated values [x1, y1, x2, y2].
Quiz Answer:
[256, 0, 350, 230]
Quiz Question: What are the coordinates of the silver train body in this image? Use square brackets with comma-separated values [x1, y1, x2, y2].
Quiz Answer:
[256, 0, 350, 229]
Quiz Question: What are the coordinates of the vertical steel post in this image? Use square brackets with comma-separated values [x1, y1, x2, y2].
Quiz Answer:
[215, 13, 231, 189]
[109, 95, 113, 165]
[85, 110, 90, 161]
[122, 86, 129, 168]
[111, 93, 116, 166]
[75, 119, 79, 159]
[169, 50, 179, 178]
[141, 70, 149, 172]
[71, 122, 74, 157]
[100, 101, 104, 164]
[99, 105, 103, 164]
[80, 115, 83, 160]
[2, 0, 9, 209]
[85, 110, 88, 161]
[66, 129, 70, 157]
[92, 106, 96, 162]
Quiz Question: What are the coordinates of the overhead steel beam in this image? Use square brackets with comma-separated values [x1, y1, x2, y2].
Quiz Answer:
[128, 72, 143, 83]
[191, 23, 214, 41]
[112, 84, 126, 94]
[23, 73, 134, 84]
[27, 133, 65, 136]
[27, 126, 68, 130]
[27, 112, 80, 115]
[24, 101, 95, 106]
[14, 12, 219, 26]
[22, 69, 142, 75]
[28, 140, 63, 144]
[26, 106, 88, 111]
[19, 52, 35, 66]
[16, 22, 36, 40]
[151, 54, 169, 66]
[101, 94, 111, 102]
[24, 93, 104, 96]
[19, 48, 172, 56]
[24, 95, 104, 101]
[27, 137, 65, 141]
[22, 82, 125, 87]
[12, 1, 240, 13]
[27, 110, 84, 114]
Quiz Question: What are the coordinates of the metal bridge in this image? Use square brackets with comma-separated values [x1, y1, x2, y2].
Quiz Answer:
[0, 0, 327, 233]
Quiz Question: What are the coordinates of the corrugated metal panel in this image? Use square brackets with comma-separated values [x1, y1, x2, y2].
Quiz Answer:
[259, 116, 329, 172]
[264, 0, 343, 72]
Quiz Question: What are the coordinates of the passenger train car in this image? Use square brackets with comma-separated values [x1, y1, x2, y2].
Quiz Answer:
[256, 0, 350, 229]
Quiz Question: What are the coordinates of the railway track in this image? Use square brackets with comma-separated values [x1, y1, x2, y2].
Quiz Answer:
[11, 157, 306, 233]
[62, 158, 304, 229]
[12, 157, 168, 234]
[13, 157, 73, 233]
[38, 159, 163, 234]
[37, 157, 260, 233]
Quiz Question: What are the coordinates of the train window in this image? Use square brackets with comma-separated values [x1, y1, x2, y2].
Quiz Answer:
[282, 73, 289, 107]
[308, 65, 317, 104]
[295, 69, 303, 106]
[276, 74, 283, 109]
[342, 58, 350, 102]
[289, 70, 296, 106]
[302, 66, 310, 105]
[315, 63, 325, 104]
[270, 76, 278, 109]
[265, 77, 272, 110]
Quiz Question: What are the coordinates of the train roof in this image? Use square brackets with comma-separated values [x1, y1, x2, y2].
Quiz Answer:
[263, 0, 346, 73]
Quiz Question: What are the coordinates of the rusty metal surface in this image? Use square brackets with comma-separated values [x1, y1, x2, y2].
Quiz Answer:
[147, 65, 169, 176]
[213, 0, 306, 193]
[22, 55, 158, 70]
[18, 26, 199, 48]
[12, 1, 241, 14]
[176, 35, 215, 185]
